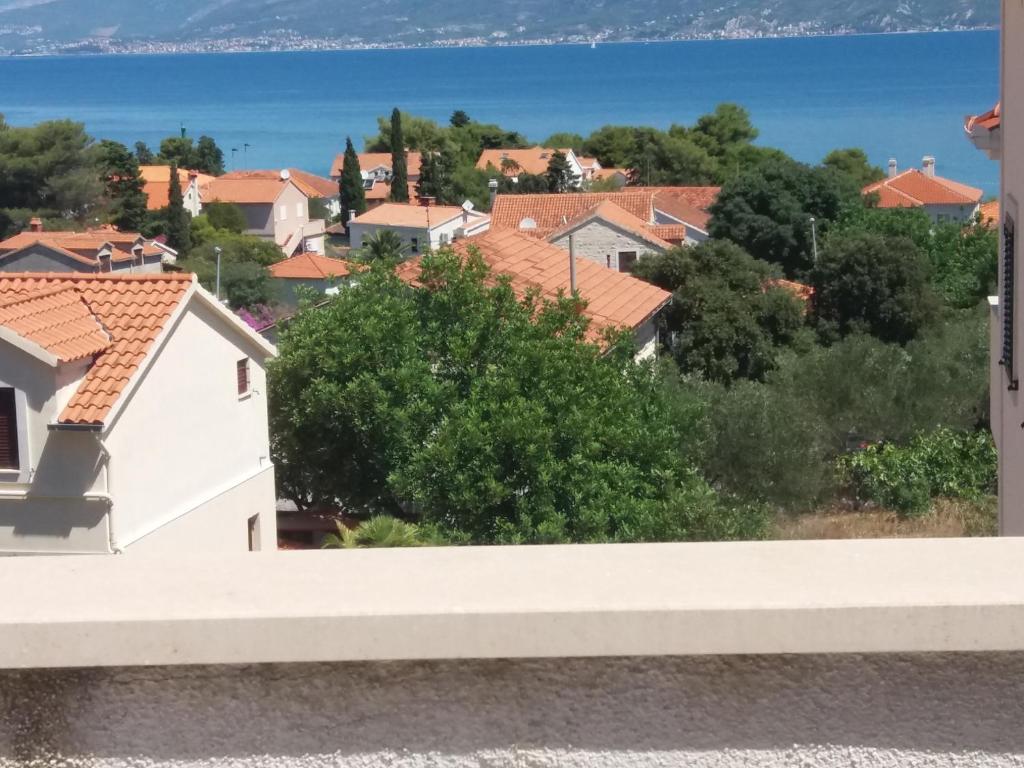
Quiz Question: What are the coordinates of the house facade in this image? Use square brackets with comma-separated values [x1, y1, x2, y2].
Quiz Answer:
[0, 273, 277, 555]
[204, 175, 326, 256]
[330, 152, 422, 210]
[547, 200, 673, 272]
[970, 2, 1022, 535]
[862, 157, 984, 223]
[139, 166, 214, 217]
[268, 252, 355, 307]
[348, 202, 490, 253]
[0, 222, 173, 274]
[221, 169, 341, 220]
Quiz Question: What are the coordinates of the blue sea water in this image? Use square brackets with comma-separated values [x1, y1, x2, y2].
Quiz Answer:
[0, 30, 1000, 193]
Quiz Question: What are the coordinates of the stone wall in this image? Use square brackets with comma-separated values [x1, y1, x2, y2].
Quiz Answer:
[0, 654, 1022, 766]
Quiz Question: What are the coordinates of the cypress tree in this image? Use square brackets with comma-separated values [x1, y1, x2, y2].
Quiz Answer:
[165, 162, 192, 254]
[339, 137, 367, 227]
[389, 108, 409, 203]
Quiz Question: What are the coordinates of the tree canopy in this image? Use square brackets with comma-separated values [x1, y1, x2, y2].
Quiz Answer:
[338, 136, 367, 225]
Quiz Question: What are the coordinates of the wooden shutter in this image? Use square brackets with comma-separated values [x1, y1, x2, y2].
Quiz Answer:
[236, 359, 250, 396]
[0, 388, 19, 471]
[1002, 215, 1018, 391]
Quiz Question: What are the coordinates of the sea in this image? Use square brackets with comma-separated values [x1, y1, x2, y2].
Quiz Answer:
[0, 30, 1001, 193]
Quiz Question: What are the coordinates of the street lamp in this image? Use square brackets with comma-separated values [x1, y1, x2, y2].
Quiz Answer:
[214, 246, 223, 301]
[809, 216, 819, 264]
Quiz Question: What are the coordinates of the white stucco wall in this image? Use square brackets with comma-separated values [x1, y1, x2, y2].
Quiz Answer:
[923, 201, 982, 224]
[1, 654, 1024, 766]
[102, 296, 276, 552]
[349, 213, 488, 252]
[995, 1, 1023, 535]
[549, 220, 666, 271]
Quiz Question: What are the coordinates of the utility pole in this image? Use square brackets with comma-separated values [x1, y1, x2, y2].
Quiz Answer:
[214, 246, 223, 301]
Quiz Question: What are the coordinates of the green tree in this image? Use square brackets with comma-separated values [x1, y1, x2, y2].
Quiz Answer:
[544, 132, 585, 153]
[389, 108, 410, 203]
[134, 141, 155, 165]
[689, 103, 759, 158]
[709, 155, 861, 276]
[450, 110, 472, 128]
[633, 241, 807, 383]
[194, 135, 225, 175]
[627, 128, 719, 186]
[581, 125, 637, 169]
[823, 148, 885, 188]
[416, 148, 458, 204]
[164, 162, 192, 254]
[269, 252, 766, 543]
[360, 229, 410, 263]
[96, 139, 148, 231]
[545, 150, 577, 193]
[809, 232, 940, 344]
[338, 137, 367, 226]
[157, 136, 195, 168]
[202, 201, 247, 233]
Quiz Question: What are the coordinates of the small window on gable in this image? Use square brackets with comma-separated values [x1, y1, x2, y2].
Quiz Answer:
[0, 388, 20, 471]
[618, 251, 638, 273]
[237, 359, 251, 397]
[296, 202, 303, 218]
[279, 204, 288, 220]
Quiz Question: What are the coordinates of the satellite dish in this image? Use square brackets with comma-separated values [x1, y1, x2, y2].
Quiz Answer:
[280, 169, 291, 181]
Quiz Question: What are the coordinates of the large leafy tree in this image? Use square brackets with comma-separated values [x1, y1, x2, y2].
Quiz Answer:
[389, 108, 410, 203]
[581, 125, 637, 169]
[164, 162, 192, 254]
[97, 139, 148, 231]
[545, 150, 577, 193]
[194, 136, 225, 176]
[633, 241, 807, 383]
[269, 251, 764, 543]
[809, 232, 939, 344]
[416, 147, 457, 204]
[338, 137, 366, 226]
[156, 134, 226, 175]
[823, 148, 884, 188]
[709, 155, 861, 276]
[627, 127, 719, 186]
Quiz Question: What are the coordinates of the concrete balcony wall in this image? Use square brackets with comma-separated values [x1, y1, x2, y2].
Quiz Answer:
[2, 540, 1024, 766]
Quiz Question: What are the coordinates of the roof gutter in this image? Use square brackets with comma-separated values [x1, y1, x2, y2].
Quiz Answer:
[48, 422, 103, 432]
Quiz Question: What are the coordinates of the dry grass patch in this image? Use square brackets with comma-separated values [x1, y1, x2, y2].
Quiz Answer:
[772, 497, 997, 540]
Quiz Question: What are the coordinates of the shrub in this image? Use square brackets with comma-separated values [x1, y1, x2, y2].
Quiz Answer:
[837, 429, 997, 516]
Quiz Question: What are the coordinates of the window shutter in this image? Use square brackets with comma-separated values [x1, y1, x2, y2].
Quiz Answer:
[0, 389, 19, 471]
[1002, 215, 1018, 391]
[236, 359, 250, 396]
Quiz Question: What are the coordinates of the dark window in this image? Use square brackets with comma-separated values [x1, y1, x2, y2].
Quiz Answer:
[236, 359, 251, 396]
[618, 251, 638, 273]
[1003, 215, 1018, 391]
[410, 237, 420, 253]
[0, 388, 19, 471]
[248, 514, 260, 551]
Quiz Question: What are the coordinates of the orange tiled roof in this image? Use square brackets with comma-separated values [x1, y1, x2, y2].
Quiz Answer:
[221, 169, 338, 199]
[330, 152, 424, 179]
[396, 229, 671, 344]
[0, 229, 163, 263]
[363, 179, 419, 202]
[966, 102, 1001, 133]
[269, 252, 355, 280]
[979, 199, 1000, 229]
[0, 286, 111, 362]
[476, 147, 575, 177]
[549, 200, 673, 251]
[766, 278, 815, 304]
[592, 167, 629, 181]
[350, 203, 475, 228]
[0, 273, 194, 424]
[490, 192, 655, 238]
[634, 186, 722, 212]
[139, 165, 215, 210]
[863, 169, 983, 208]
[204, 177, 290, 205]
[646, 224, 689, 243]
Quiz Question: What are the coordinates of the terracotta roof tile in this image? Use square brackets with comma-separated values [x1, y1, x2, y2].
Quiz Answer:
[863, 169, 983, 208]
[490, 192, 655, 238]
[966, 102, 1000, 133]
[0, 273, 193, 425]
[330, 152, 423, 179]
[477, 147, 575, 177]
[979, 199, 1000, 229]
[0, 229, 163, 265]
[204, 177, 289, 204]
[351, 203, 479, 228]
[632, 186, 721, 212]
[269, 253, 355, 280]
[549, 200, 673, 251]
[221, 169, 337, 199]
[396, 230, 671, 345]
[139, 166, 215, 210]
[0, 286, 111, 362]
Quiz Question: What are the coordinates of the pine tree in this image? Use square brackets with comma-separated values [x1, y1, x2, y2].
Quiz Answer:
[98, 140, 148, 232]
[546, 150, 578, 193]
[165, 162, 192, 254]
[389, 108, 409, 203]
[416, 149, 457, 205]
[339, 137, 367, 227]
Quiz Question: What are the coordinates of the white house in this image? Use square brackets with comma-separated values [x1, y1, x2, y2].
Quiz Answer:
[221, 168, 342, 220]
[862, 157, 984, 224]
[969, 1, 1022, 535]
[204, 173, 326, 256]
[0, 272, 278, 555]
[348, 202, 490, 253]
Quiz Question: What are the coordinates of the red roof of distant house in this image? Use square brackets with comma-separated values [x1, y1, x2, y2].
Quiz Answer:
[139, 165, 215, 210]
[476, 147, 576, 177]
[221, 169, 337, 199]
[979, 200, 1000, 229]
[862, 169, 983, 208]
[966, 102, 1001, 134]
[395, 229, 671, 345]
[548, 200, 674, 251]
[0, 228, 165, 265]
[0, 273, 195, 424]
[491, 192, 655, 238]
[269, 252, 355, 280]
[767, 278, 815, 305]
[330, 152, 424, 179]
[204, 177, 292, 205]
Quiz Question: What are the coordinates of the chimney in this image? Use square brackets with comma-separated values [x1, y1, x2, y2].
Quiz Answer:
[347, 209, 357, 226]
[568, 234, 578, 294]
[887, 159, 898, 178]
[29, 217, 42, 233]
[488, 178, 499, 211]
[922, 156, 936, 177]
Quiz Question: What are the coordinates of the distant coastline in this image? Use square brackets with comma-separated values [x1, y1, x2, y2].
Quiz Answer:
[0, 25, 998, 58]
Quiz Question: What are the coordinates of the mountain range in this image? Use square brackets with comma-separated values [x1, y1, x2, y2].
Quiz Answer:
[0, 0, 999, 53]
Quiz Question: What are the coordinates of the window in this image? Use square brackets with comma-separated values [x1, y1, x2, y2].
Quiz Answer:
[236, 359, 251, 397]
[439, 233, 450, 246]
[279, 204, 288, 220]
[247, 514, 260, 551]
[296, 202, 303, 218]
[410, 237, 420, 253]
[1002, 214, 1018, 390]
[362, 179, 375, 190]
[0, 388, 19, 471]
[618, 251, 638, 273]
